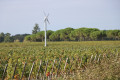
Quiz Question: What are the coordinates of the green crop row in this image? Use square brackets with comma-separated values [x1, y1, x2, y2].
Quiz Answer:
[0, 41, 120, 79]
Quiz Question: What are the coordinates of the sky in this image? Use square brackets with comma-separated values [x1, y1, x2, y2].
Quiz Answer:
[0, 0, 120, 35]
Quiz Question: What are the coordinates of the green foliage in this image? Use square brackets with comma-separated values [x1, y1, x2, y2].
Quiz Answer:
[0, 41, 120, 79]
[60, 27, 74, 41]
[70, 28, 99, 41]
[36, 31, 44, 42]
[49, 31, 60, 41]
[0, 32, 5, 42]
[0, 33, 29, 43]
[118, 32, 120, 38]
[90, 31, 102, 40]
[4, 33, 14, 42]
[32, 23, 40, 34]
[1, 27, 120, 43]
[25, 30, 54, 42]
[47, 30, 54, 40]
[106, 30, 120, 40]
[24, 35, 31, 41]
[12, 34, 30, 42]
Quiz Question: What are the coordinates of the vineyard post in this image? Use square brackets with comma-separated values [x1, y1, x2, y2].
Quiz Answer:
[36, 60, 42, 79]
[116, 53, 119, 61]
[42, 76, 44, 80]
[80, 56, 83, 68]
[44, 60, 48, 79]
[64, 58, 68, 71]
[20, 62, 27, 80]
[12, 63, 17, 79]
[48, 76, 50, 80]
[56, 58, 61, 77]
[97, 54, 101, 63]
[71, 57, 75, 77]
[69, 58, 73, 75]
[90, 55, 93, 63]
[51, 59, 56, 78]
[64, 58, 68, 79]
[94, 54, 97, 62]
[2, 64, 8, 80]
[28, 62, 35, 80]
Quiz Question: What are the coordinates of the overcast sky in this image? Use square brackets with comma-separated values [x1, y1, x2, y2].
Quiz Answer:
[0, 0, 120, 35]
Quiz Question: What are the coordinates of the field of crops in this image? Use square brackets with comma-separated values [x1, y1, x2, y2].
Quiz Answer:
[0, 41, 120, 80]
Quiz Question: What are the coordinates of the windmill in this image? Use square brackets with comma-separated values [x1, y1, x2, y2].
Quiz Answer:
[44, 12, 50, 47]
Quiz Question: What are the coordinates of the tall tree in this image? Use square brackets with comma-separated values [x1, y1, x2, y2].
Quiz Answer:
[32, 24, 40, 34]
[0, 32, 5, 42]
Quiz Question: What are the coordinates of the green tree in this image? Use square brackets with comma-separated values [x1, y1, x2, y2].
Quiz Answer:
[24, 35, 32, 41]
[82, 28, 99, 41]
[47, 30, 54, 41]
[49, 30, 61, 41]
[12, 34, 30, 42]
[32, 24, 40, 34]
[4, 33, 13, 42]
[24, 34, 37, 42]
[60, 28, 74, 41]
[90, 31, 102, 40]
[0, 32, 5, 42]
[36, 31, 44, 42]
[24, 27, 120, 41]
[30, 34, 36, 41]
[118, 32, 120, 40]
[106, 30, 120, 40]
[112, 30, 120, 40]
[70, 28, 99, 41]
[70, 30, 76, 41]
[100, 30, 107, 40]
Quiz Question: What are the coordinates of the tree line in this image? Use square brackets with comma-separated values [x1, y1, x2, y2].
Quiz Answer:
[25, 27, 120, 42]
[0, 24, 39, 43]
[0, 33, 29, 42]
[0, 23, 120, 42]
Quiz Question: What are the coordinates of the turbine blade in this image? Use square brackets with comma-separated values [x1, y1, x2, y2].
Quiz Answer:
[43, 11, 46, 16]
[47, 13, 49, 18]
[47, 18, 50, 24]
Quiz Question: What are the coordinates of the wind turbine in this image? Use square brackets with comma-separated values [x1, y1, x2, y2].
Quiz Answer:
[44, 12, 50, 47]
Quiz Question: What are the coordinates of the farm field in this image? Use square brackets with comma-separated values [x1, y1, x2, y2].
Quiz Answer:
[0, 41, 120, 80]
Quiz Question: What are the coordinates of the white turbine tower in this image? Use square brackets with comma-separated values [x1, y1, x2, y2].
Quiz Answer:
[44, 12, 50, 47]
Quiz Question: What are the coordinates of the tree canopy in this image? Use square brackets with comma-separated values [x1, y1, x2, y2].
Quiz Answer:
[24, 27, 120, 42]
[32, 24, 40, 34]
[0, 27, 120, 43]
